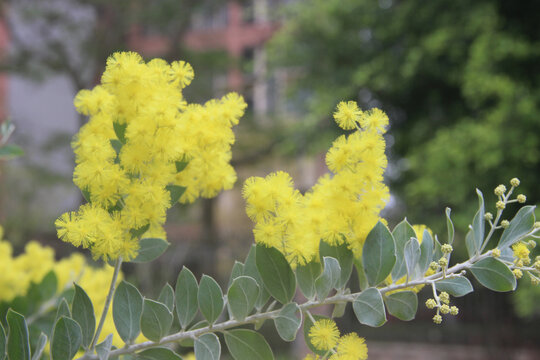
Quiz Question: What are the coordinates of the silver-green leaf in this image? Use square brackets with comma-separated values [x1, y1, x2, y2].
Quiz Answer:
[296, 260, 322, 300]
[72, 284, 95, 349]
[384, 291, 418, 321]
[175, 266, 199, 329]
[274, 303, 302, 342]
[497, 205, 536, 249]
[96, 334, 113, 360]
[435, 277, 473, 297]
[51, 317, 82, 360]
[195, 333, 221, 360]
[403, 238, 420, 280]
[319, 241, 353, 288]
[225, 329, 274, 360]
[362, 222, 396, 286]
[113, 280, 143, 343]
[353, 288, 386, 327]
[227, 276, 259, 321]
[255, 244, 296, 304]
[315, 257, 341, 300]
[141, 299, 173, 341]
[391, 219, 416, 281]
[131, 238, 169, 263]
[30, 333, 47, 360]
[137, 347, 182, 360]
[158, 283, 175, 313]
[470, 257, 516, 292]
[7, 310, 30, 360]
[198, 275, 224, 324]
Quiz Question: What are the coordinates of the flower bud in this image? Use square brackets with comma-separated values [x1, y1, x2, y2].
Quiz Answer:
[429, 261, 439, 271]
[528, 240, 536, 249]
[501, 220, 510, 229]
[484, 212, 493, 221]
[438, 257, 448, 267]
[441, 244, 453, 254]
[440, 304, 450, 314]
[496, 201, 505, 210]
[492, 248, 501, 258]
[517, 194, 526, 203]
[439, 291, 450, 304]
[513, 269, 523, 279]
[450, 306, 459, 316]
[510, 178, 520, 187]
[425, 298, 437, 309]
[494, 185, 506, 196]
[433, 314, 442, 324]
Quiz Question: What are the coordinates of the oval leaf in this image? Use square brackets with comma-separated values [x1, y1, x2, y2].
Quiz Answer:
[384, 291, 418, 321]
[141, 299, 173, 341]
[418, 229, 434, 276]
[435, 277, 473, 297]
[274, 303, 302, 342]
[228, 276, 259, 321]
[255, 244, 296, 304]
[113, 280, 143, 343]
[137, 347, 182, 360]
[296, 260, 322, 299]
[225, 329, 274, 360]
[391, 219, 416, 281]
[244, 245, 271, 310]
[72, 284, 95, 349]
[315, 257, 341, 300]
[51, 317, 82, 360]
[131, 238, 169, 263]
[158, 283, 175, 313]
[497, 205, 536, 249]
[319, 241, 353, 288]
[195, 333, 221, 360]
[403, 238, 420, 280]
[198, 275, 224, 324]
[353, 288, 386, 327]
[446, 207, 455, 245]
[362, 222, 396, 286]
[228, 261, 245, 288]
[470, 257, 517, 292]
[175, 267, 199, 329]
[7, 309, 30, 360]
[471, 189, 485, 255]
[55, 298, 71, 323]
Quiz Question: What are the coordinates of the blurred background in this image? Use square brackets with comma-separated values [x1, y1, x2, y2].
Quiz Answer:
[0, 0, 539, 358]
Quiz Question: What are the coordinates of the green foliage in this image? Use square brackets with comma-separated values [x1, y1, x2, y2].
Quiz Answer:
[353, 288, 387, 327]
[194, 333, 221, 360]
[72, 284, 95, 349]
[224, 329, 274, 360]
[227, 276, 259, 321]
[197, 275, 224, 325]
[384, 291, 418, 321]
[470, 257, 517, 292]
[362, 222, 396, 286]
[6, 310, 30, 360]
[274, 303, 302, 342]
[175, 267, 199, 329]
[435, 278, 474, 297]
[255, 245, 296, 305]
[131, 238, 170, 263]
[141, 299, 173, 341]
[51, 317, 81, 360]
[113, 281, 143, 343]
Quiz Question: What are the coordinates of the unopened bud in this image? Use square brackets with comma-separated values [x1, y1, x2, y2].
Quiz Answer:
[492, 248, 501, 258]
[450, 306, 459, 315]
[494, 185, 506, 196]
[531, 276, 540, 286]
[425, 298, 437, 309]
[429, 261, 439, 271]
[484, 212, 493, 221]
[439, 292, 450, 304]
[441, 244, 453, 254]
[510, 178, 520, 187]
[496, 201, 506, 210]
[534, 222, 540, 229]
[528, 240, 536, 249]
[517, 194, 526, 203]
[438, 257, 448, 267]
[513, 269, 523, 279]
[440, 304, 450, 314]
[534, 261, 540, 271]
[501, 220, 510, 229]
[433, 314, 442, 324]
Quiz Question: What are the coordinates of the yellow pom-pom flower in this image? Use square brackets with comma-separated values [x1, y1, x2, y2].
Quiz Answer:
[334, 101, 362, 130]
[309, 319, 340, 351]
[334, 333, 368, 360]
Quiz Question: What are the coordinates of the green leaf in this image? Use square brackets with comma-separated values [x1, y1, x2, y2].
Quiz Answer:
[465, 229, 476, 259]
[110, 139, 122, 156]
[56, 298, 71, 322]
[362, 222, 396, 286]
[0, 145, 24, 158]
[175, 267, 199, 329]
[319, 241, 353, 289]
[113, 121, 127, 144]
[391, 219, 416, 281]
[468, 189, 485, 256]
[403, 238, 420, 280]
[384, 291, 418, 321]
[332, 289, 350, 318]
[130, 224, 150, 239]
[51, 317, 82, 360]
[158, 283, 175, 313]
[81, 188, 91, 203]
[274, 303, 301, 342]
[470, 257, 516, 292]
[227, 276, 259, 321]
[354, 258, 369, 291]
[315, 257, 341, 300]
[141, 299, 173, 341]
[7, 309, 30, 360]
[224, 329, 274, 360]
[228, 261, 245, 288]
[37, 270, 58, 302]
[255, 244, 296, 304]
[353, 288, 386, 327]
[497, 205, 536, 249]
[244, 245, 271, 310]
[198, 275, 224, 324]
[435, 277, 474, 297]
[131, 238, 169, 263]
[432, 237, 443, 262]
[166, 185, 186, 204]
[72, 284, 95, 349]
[30, 333, 47, 360]
[113, 280, 143, 343]
[136, 347, 182, 360]
[446, 207, 455, 245]
[0, 322, 6, 360]
[418, 229, 434, 276]
[195, 333, 221, 360]
[302, 314, 328, 356]
[296, 260, 322, 300]
[96, 334, 113, 360]
[175, 160, 189, 172]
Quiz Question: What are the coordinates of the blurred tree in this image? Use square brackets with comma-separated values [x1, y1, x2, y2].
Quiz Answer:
[269, 0, 540, 230]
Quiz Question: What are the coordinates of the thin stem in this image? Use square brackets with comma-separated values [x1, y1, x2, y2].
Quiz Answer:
[88, 256, 123, 351]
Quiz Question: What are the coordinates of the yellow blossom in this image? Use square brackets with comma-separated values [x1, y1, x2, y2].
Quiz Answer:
[309, 319, 340, 351]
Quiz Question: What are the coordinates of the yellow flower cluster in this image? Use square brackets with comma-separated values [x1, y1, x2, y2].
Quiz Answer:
[56, 52, 246, 261]
[307, 319, 368, 360]
[0, 226, 133, 346]
[243, 102, 389, 267]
